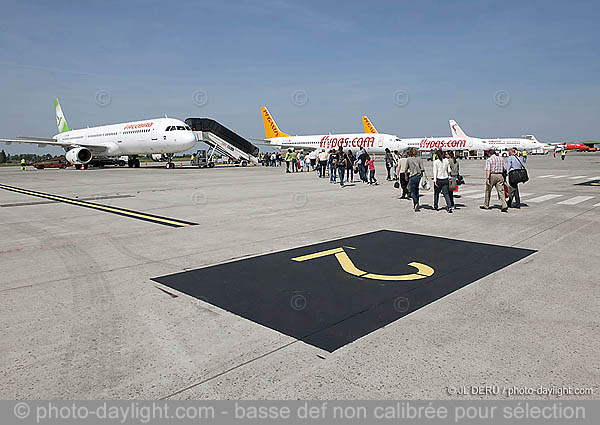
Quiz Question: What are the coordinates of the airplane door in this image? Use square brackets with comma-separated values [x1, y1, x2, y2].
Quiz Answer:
[151, 128, 157, 141]
[378, 136, 384, 147]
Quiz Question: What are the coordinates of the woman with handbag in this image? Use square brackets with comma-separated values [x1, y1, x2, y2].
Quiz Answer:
[406, 148, 425, 212]
[432, 150, 453, 213]
[446, 151, 459, 209]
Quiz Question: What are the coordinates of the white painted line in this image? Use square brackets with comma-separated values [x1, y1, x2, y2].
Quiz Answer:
[537, 175, 554, 178]
[557, 196, 594, 205]
[593, 203, 600, 207]
[454, 189, 481, 196]
[568, 175, 588, 180]
[586, 176, 600, 180]
[517, 193, 532, 198]
[465, 193, 485, 199]
[550, 175, 568, 179]
[528, 194, 563, 203]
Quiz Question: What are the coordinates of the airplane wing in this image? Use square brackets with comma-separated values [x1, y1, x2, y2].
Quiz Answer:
[1, 137, 108, 152]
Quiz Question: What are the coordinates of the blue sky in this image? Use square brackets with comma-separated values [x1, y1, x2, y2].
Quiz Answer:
[1, 0, 599, 154]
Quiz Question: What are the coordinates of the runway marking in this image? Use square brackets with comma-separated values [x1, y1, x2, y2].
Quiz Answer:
[291, 246, 435, 281]
[537, 175, 554, 178]
[557, 196, 594, 205]
[454, 189, 480, 196]
[465, 192, 485, 199]
[0, 184, 197, 228]
[568, 176, 588, 180]
[594, 203, 600, 207]
[550, 175, 568, 179]
[528, 194, 562, 203]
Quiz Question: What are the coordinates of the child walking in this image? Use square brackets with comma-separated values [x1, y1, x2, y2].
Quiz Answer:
[366, 157, 377, 185]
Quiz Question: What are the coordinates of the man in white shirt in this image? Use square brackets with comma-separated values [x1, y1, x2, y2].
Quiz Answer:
[432, 149, 453, 212]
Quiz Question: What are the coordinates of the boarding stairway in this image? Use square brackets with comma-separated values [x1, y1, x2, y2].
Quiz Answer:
[185, 118, 259, 166]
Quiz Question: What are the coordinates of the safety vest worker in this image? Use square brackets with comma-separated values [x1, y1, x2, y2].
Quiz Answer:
[21, 158, 26, 170]
[522, 150, 528, 163]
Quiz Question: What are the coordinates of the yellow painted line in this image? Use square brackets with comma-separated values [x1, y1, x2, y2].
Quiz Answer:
[0, 184, 197, 228]
[291, 246, 435, 282]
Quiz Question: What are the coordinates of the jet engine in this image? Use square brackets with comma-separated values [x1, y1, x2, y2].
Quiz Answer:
[65, 147, 92, 165]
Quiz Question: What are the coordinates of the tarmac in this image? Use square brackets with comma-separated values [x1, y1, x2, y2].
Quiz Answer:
[0, 152, 598, 400]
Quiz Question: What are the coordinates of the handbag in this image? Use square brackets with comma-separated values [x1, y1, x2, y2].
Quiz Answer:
[449, 176, 457, 191]
[457, 174, 465, 185]
[503, 183, 510, 200]
[508, 156, 528, 186]
[394, 181, 400, 189]
[420, 175, 431, 191]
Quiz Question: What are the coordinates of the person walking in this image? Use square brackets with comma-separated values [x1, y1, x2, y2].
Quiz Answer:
[335, 146, 346, 187]
[561, 150, 566, 160]
[506, 148, 524, 209]
[432, 150, 453, 213]
[285, 149, 292, 173]
[480, 149, 508, 212]
[346, 149, 355, 183]
[290, 150, 298, 172]
[447, 151, 459, 209]
[522, 149, 528, 163]
[385, 148, 394, 181]
[366, 156, 377, 185]
[406, 148, 425, 211]
[358, 148, 370, 184]
[328, 150, 337, 183]
[20, 158, 26, 171]
[318, 149, 328, 178]
[397, 151, 410, 199]
[392, 150, 400, 180]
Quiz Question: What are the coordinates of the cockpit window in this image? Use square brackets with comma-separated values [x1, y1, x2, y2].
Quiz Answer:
[176, 126, 185, 130]
[185, 126, 191, 131]
[165, 126, 172, 131]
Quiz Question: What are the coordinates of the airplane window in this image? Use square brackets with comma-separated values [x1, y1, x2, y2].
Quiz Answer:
[176, 126, 185, 130]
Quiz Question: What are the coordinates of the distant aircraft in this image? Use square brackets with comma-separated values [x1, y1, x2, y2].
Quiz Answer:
[561, 142, 598, 152]
[360, 117, 488, 152]
[448, 120, 553, 153]
[0, 98, 197, 169]
[259, 107, 408, 153]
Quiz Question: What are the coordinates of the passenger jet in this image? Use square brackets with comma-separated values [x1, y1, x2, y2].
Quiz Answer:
[260, 107, 408, 153]
[448, 120, 553, 153]
[0, 98, 197, 169]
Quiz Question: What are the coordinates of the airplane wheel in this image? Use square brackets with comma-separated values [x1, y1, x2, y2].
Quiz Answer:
[75, 164, 81, 170]
[241, 160, 248, 167]
[134, 159, 140, 168]
[128, 159, 133, 168]
[119, 160, 126, 167]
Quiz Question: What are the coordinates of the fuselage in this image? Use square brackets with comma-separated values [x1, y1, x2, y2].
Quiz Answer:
[267, 133, 407, 153]
[472, 137, 550, 152]
[398, 136, 487, 151]
[55, 118, 197, 156]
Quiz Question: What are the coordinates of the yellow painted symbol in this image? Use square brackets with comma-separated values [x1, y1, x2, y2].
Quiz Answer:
[291, 246, 434, 281]
[591, 182, 600, 186]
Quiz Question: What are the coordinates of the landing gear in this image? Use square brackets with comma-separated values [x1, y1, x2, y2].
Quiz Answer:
[127, 156, 141, 168]
[165, 154, 175, 169]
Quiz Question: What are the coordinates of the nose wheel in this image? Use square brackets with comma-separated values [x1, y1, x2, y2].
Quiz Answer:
[165, 154, 175, 169]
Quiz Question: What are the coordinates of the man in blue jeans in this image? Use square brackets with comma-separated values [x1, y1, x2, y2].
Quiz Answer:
[335, 147, 346, 187]
[405, 148, 425, 212]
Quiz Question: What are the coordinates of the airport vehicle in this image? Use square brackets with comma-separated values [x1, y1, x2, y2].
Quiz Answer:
[32, 157, 70, 169]
[186, 118, 259, 166]
[189, 150, 213, 168]
[561, 142, 598, 152]
[87, 156, 127, 168]
[359, 116, 488, 153]
[449, 120, 553, 153]
[260, 107, 408, 153]
[0, 98, 197, 169]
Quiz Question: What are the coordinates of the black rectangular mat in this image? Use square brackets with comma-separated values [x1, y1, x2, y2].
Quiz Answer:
[153, 230, 535, 352]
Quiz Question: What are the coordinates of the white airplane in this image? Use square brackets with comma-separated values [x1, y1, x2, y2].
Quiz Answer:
[362, 117, 489, 152]
[260, 107, 408, 153]
[448, 120, 553, 153]
[0, 98, 197, 169]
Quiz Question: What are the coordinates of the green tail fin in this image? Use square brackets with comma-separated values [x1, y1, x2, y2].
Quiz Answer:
[54, 98, 70, 133]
